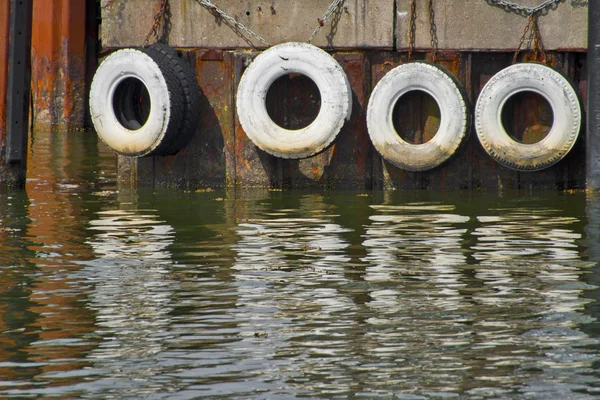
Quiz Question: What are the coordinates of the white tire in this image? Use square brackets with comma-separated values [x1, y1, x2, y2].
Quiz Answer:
[236, 42, 352, 159]
[367, 62, 470, 172]
[475, 63, 581, 171]
[89, 48, 184, 157]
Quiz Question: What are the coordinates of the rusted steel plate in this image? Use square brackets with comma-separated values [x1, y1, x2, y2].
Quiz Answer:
[326, 53, 372, 189]
[395, 0, 587, 52]
[232, 52, 281, 188]
[103, 0, 394, 50]
[31, 0, 87, 130]
[184, 50, 231, 189]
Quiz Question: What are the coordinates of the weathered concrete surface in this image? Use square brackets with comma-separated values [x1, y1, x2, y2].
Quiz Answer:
[101, 0, 587, 51]
[396, 0, 588, 51]
[31, 0, 87, 131]
[101, 0, 395, 49]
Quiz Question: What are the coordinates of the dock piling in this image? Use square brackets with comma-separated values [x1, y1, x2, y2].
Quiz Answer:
[5, 0, 33, 164]
[588, 0, 600, 191]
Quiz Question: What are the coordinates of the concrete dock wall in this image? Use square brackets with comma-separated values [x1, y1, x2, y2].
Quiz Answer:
[102, 0, 588, 190]
[101, 0, 587, 50]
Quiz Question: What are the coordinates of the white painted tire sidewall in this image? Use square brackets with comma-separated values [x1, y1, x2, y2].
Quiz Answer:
[89, 48, 171, 156]
[367, 62, 469, 172]
[236, 42, 352, 159]
[475, 63, 581, 171]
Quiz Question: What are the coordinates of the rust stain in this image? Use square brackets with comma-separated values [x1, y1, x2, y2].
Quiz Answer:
[197, 49, 224, 61]
[31, 0, 86, 131]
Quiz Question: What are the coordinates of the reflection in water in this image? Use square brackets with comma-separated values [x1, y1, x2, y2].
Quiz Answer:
[79, 202, 177, 395]
[1, 135, 600, 400]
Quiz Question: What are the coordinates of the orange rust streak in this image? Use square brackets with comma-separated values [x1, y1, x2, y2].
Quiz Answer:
[32, 0, 59, 60]
[32, 1, 85, 59]
[31, 0, 86, 129]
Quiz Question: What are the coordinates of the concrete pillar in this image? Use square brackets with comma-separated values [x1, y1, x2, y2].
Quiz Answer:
[31, 0, 87, 131]
[588, 0, 600, 191]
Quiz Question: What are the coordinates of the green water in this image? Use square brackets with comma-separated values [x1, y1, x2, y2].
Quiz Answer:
[1, 131, 600, 399]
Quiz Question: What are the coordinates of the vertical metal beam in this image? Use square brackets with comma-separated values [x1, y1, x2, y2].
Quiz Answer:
[0, 2, 10, 143]
[588, 0, 600, 191]
[5, 0, 33, 163]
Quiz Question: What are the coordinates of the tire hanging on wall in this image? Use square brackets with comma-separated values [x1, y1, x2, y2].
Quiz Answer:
[89, 47, 188, 157]
[236, 42, 352, 159]
[143, 44, 202, 155]
[367, 62, 471, 172]
[475, 63, 581, 171]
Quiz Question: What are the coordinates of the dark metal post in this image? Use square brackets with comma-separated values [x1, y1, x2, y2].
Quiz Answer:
[588, 0, 600, 191]
[5, 0, 33, 163]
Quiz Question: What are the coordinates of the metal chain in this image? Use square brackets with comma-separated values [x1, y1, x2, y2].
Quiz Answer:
[531, 15, 547, 63]
[428, 0, 437, 62]
[307, 0, 346, 44]
[195, 0, 345, 47]
[513, 13, 534, 63]
[144, 0, 169, 46]
[195, 0, 272, 47]
[407, 0, 416, 61]
[484, 0, 563, 16]
[513, 12, 548, 63]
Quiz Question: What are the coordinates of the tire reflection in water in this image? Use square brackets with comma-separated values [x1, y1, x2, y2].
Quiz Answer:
[360, 194, 598, 397]
[471, 205, 597, 397]
[362, 199, 473, 394]
[229, 192, 357, 397]
[82, 194, 176, 391]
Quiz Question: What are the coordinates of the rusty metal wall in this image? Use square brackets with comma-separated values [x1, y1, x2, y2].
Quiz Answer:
[31, 0, 87, 131]
[116, 48, 587, 191]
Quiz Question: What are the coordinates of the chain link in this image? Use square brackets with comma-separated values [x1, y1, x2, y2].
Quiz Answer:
[485, 0, 563, 15]
[428, 0, 437, 62]
[195, 0, 272, 47]
[195, 0, 345, 48]
[307, 0, 346, 44]
[407, 0, 416, 61]
[511, 10, 548, 64]
[144, 0, 169, 46]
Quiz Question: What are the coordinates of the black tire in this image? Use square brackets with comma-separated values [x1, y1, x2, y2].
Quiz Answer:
[144, 44, 201, 155]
